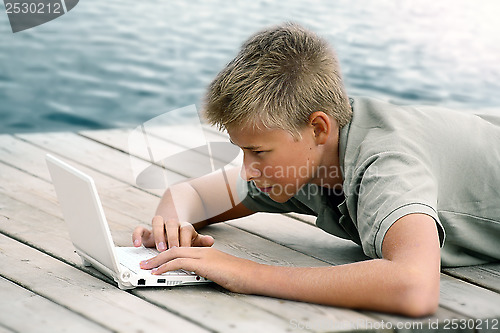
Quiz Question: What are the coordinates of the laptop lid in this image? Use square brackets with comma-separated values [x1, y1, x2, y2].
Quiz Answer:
[46, 154, 121, 275]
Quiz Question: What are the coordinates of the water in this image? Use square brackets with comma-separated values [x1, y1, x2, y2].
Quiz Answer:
[1, 0, 499, 134]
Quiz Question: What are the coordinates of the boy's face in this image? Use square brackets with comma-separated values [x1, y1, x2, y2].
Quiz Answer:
[228, 122, 326, 203]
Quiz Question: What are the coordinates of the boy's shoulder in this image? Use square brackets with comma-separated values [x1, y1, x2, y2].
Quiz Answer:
[349, 96, 500, 129]
[341, 96, 500, 161]
[340, 96, 500, 197]
[348, 96, 464, 129]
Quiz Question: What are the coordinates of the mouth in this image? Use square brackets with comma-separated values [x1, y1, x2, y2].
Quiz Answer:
[257, 185, 273, 193]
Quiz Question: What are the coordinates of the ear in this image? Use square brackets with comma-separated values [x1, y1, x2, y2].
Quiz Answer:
[309, 111, 335, 145]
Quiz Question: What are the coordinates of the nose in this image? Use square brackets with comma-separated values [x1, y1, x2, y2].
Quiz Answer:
[240, 155, 261, 181]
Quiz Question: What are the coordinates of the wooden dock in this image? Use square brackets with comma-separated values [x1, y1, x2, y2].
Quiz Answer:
[0, 125, 499, 333]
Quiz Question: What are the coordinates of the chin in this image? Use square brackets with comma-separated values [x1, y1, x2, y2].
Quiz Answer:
[268, 193, 294, 203]
[266, 183, 305, 203]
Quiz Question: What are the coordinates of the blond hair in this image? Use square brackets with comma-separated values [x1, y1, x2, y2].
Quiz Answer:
[203, 22, 352, 137]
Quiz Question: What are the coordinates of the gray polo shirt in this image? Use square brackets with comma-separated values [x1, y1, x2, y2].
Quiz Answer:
[237, 96, 500, 267]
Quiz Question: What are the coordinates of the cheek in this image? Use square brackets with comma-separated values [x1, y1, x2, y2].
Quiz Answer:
[263, 160, 314, 184]
[260, 142, 316, 181]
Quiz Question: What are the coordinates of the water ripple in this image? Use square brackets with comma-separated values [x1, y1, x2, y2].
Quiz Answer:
[0, 0, 499, 133]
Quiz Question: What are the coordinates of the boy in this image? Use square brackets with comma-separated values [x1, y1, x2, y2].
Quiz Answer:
[133, 23, 500, 317]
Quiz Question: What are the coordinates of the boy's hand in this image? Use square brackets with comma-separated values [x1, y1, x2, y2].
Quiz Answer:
[132, 215, 214, 251]
[139, 246, 258, 293]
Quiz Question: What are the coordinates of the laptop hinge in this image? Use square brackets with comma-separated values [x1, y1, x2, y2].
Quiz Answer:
[74, 248, 134, 289]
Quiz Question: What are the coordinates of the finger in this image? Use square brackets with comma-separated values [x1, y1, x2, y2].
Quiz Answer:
[132, 226, 153, 247]
[192, 234, 214, 247]
[140, 247, 201, 270]
[132, 226, 144, 247]
[152, 258, 198, 275]
[179, 223, 196, 247]
[165, 218, 180, 249]
[152, 216, 167, 251]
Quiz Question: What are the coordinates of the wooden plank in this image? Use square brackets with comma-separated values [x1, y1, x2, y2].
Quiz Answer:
[227, 213, 369, 265]
[82, 127, 222, 177]
[79, 127, 241, 175]
[0, 234, 208, 333]
[81, 124, 229, 156]
[0, 195, 92, 267]
[138, 288, 389, 333]
[145, 124, 242, 164]
[2, 133, 131, 185]
[2, 133, 234, 234]
[0, 157, 153, 245]
[0, 325, 15, 333]
[372, 308, 474, 333]
[0, 277, 111, 333]
[9, 132, 174, 197]
[0, 191, 125, 286]
[443, 263, 500, 293]
[0, 136, 159, 227]
[228, 293, 394, 333]
[439, 275, 500, 320]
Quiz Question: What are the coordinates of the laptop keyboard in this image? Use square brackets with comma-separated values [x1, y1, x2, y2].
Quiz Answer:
[115, 247, 195, 276]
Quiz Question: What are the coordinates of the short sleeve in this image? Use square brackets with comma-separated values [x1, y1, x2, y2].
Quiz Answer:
[347, 151, 446, 259]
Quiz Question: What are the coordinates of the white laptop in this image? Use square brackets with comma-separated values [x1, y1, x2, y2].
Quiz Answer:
[46, 154, 210, 289]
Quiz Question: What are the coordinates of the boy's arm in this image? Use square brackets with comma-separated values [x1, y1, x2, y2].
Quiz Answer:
[141, 213, 441, 317]
[133, 166, 255, 250]
[248, 213, 441, 317]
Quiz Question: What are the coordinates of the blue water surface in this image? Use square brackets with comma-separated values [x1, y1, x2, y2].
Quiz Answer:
[0, 0, 499, 133]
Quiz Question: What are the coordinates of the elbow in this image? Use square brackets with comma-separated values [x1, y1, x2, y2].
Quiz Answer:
[396, 274, 440, 317]
[402, 292, 439, 318]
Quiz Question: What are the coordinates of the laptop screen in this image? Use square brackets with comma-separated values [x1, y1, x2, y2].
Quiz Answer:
[46, 154, 120, 273]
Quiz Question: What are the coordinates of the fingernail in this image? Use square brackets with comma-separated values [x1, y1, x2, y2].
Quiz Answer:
[151, 268, 158, 275]
[140, 260, 148, 267]
[133, 239, 141, 247]
[158, 242, 166, 251]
